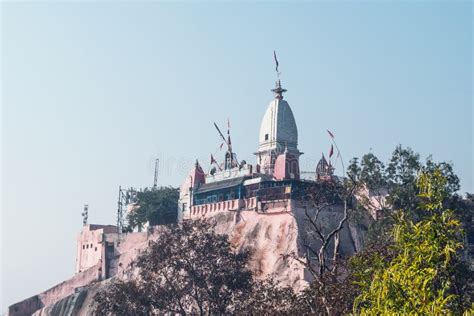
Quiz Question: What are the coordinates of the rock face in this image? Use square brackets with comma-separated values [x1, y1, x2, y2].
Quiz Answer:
[11, 204, 370, 316]
[210, 202, 364, 290]
[32, 282, 107, 316]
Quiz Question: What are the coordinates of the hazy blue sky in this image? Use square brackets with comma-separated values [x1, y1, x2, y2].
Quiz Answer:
[1, 1, 472, 310]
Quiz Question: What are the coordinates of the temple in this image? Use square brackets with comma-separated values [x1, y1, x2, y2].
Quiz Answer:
[178, 77, 334, 221]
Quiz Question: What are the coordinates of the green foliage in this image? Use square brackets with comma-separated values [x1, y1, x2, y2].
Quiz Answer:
[363, 214, 394, 245]
[353, 169, 465, 314]
[94, 280, 152, 315]
[294, 267, 359, 315]
[347, 157, 361, 182]
[350, 240, 397, 295]
[360, 153, 387, 192]
[349, 145, 460, 219]
[236, 278, 297, 314]
[424, 156, 460, 195]
[127, 186, 178, 230]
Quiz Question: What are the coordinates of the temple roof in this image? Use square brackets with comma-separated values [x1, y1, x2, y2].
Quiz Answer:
[194, 177, 247, 194]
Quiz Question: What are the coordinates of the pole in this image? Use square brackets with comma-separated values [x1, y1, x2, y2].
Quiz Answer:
[153, 159, 159, 189]
[117, 186, 122, 234]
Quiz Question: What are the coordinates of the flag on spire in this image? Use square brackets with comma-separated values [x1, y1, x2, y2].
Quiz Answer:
[210, 154, 217, 165]
[327, 129, 335, 139]
[329, 144, 334, 158]
[273, 50, 279, 73]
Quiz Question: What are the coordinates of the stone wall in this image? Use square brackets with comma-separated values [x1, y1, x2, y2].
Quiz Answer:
[8, 263, 101, 316]
[8, 295, 41, 316]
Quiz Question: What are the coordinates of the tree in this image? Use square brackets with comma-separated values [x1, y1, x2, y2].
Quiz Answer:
[385, 145, 459, 216]
[349, 153, 390, 219]
[293, 261, 359, 315]
[236, 278, 298, 314]
[359, 153, 387, 193]
[353, 169, 467, 314]
[94, 280, 152, 315]
[286, 177, 358, 314]
[350, 145, 461, 229]
[294, 146, 470, 314]
[93, 220, 294, 315]
[347, 157, 361, 182]
[127, 186, 179, 230]
[424, 156, 460, 196]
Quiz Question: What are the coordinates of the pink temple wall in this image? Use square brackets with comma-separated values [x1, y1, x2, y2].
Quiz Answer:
[190, 198, 257, 219]
[189, 197, 295, 219]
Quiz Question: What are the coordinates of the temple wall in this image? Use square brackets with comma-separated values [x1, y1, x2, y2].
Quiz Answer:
[189, 198, 250, 219]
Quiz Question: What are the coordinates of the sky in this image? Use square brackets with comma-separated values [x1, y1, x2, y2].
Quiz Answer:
[1, 1, 472, 311]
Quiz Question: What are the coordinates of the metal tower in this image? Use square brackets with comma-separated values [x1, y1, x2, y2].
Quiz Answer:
[117, 186, 138, 233]
[153, 159, 159, 189]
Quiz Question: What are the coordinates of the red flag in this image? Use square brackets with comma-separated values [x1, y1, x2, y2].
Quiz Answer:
[329, 144, 334, 158]
[210, 154, 217, 165]
[327, 129, 335, 139]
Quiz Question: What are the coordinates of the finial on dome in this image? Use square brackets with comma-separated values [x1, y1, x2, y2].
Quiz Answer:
[271, 79, 287, 99]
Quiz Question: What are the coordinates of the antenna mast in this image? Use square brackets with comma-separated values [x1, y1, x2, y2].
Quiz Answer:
[82, 204, 88, 226]
[117, 186, 137, 234]
[117, 186, 124, 233]
[153, 159, 159, 189]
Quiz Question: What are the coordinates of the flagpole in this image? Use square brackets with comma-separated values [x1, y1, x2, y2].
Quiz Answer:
[327, 130, 345, 177]
[274, 50, 280, 78]
[332, 140, 345, 177]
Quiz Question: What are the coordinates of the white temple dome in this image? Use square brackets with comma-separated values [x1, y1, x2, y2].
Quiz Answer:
[258, 95, 298, 153]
